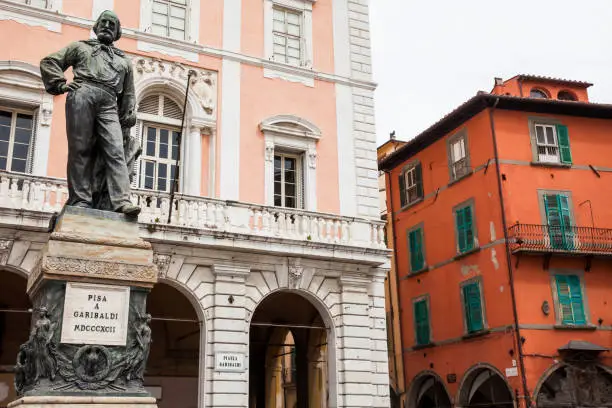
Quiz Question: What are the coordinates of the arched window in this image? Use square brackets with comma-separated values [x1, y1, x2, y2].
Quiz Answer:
[136, 94, 183, 192]
[530, 88, 549, 99]
[558, 90, 577, 101]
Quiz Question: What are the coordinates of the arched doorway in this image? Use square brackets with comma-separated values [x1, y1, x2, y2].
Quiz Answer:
[0, 269, 31, 408]
[458, 366, 514, 408]
[536, 363, 612, 407]
[145, 282, 201, 408]
[408, 372, 452, 408]
[249, 291, 329, 408]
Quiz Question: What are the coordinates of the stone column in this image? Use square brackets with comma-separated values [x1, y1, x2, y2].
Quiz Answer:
[209, 262, 250, 408]
[10, 207, 159, 408]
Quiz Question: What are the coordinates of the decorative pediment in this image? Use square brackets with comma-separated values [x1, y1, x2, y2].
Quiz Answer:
[132, 56, 217, 120]
[259, 115, 322, 140]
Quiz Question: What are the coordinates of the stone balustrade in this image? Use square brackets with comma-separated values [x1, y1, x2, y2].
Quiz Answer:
[0, 171, 386, 249]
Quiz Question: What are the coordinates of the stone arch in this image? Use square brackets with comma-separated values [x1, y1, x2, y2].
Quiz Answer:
[457, 363, 514, 408]
[0, 61, 54, 175]
[146, 270, 208, 408]
[407, 370, 453, 408]
[246, 285, 338, 408]
[533, 361, 612, 407]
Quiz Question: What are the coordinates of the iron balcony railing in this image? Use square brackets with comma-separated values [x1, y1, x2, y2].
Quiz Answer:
[508, 223, 612, 255]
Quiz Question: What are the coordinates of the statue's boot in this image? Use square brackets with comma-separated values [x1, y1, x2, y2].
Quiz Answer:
[117, 204, 141, 216]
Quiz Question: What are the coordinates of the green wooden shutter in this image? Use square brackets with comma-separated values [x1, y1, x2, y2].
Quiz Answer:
[415, 163, 423, 199]
[456, 206, 474, 253]
[568, 275, 586, 324]
[556, 124, 572, 164]
[399, 172, 407, 207]
[409, 228, 425, 272]
[463, 282, 484, 333]
[556, 275, 574, 324]
[414, 300, 430, 345]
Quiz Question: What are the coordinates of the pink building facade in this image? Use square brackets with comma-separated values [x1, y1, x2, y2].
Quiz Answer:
[0, 1, 390, 407]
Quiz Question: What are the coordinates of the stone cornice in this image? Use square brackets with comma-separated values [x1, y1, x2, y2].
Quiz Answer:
[0, 0, 377, 91]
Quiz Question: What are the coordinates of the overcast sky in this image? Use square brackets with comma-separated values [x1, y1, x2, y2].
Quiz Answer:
[370, 0, 612, 145]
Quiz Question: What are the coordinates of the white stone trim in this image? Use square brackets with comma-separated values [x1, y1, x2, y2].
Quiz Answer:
[260, 115, 320, 211]
[335, 83, 356, 217]
[138, 0, 200, 42]
[223, 0, 241, 52]
[331, 0, 350, 77]
[136, 41, 199, 63]
[0, 2, 61, 32]
[0, 61, 53, 177]
[219, 58, 241, 200]
[263, 0, 314, 86]
[91, 0, 113, 20]
[0, 0, 377, 91]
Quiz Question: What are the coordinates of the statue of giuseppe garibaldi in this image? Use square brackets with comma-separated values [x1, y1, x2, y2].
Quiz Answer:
[40, 11, 141, 216]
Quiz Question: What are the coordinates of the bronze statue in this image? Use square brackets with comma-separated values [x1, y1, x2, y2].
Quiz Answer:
[125, 313, 152, 382]
[40, 10, 141, 215]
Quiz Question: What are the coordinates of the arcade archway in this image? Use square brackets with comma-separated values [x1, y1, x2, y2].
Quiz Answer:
[0, 269, 31, 408]
[145, 282, 201, 408]
[408, 372, 452, 408]
[249, 291, 329, 408]
[535, 363, 612, 407]
[458, 366, 514, 408]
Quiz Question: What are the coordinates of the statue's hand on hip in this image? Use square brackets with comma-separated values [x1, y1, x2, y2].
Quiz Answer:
[60, 82, 82, 94]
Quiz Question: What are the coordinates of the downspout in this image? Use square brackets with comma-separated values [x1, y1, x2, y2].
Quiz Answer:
[488, 99, 531, 408]
[385, 169, 406, 404]
[386, 270, 400, 398]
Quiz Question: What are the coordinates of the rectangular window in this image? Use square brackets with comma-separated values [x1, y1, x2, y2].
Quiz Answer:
[455, 204, 475, 254]
[398, 163, 423, 207]
[413, 299, 430, 346]
[449, 134, 470, 180]
[274, 153, 303, 209]
[140, 125, 179, 192]
[543, 193, 574, 250]
[23, 0, 48, 7]
[534, 123, 572, 164]
[152, 0, 187, 40]
[272, 7, 303, 66]
[462, 281, 484, 333]
[555, 274, 586, 325]
[408, 227, 426, 273]
[0, 108, 34, 174]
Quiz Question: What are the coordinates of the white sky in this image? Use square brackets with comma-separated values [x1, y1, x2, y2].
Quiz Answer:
[370, 0, 612, 145]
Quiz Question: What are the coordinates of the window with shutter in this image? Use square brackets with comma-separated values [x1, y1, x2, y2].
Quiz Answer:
[555, 275, 586, 325]
[544, 193, 573, 250]
[462, 282, 484, 333]
[413, 299, 430, 345]
[533, 123, 571, 164]
[455, 204, 475, 254]
[448, 133, 470, 180]
[408, 227, 425, 273]
[399, 162, 424, 208]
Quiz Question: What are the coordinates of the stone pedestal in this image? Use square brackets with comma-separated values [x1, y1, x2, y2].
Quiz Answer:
[9, 396, 158, 408]
[14, 207, 158, 405]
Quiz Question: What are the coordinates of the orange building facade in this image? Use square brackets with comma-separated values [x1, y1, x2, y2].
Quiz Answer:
[380, 75, 612, 408]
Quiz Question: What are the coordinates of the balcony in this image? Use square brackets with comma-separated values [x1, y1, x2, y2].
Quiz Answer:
[508, 223, 612, 257]
[0, 171, 387, 255]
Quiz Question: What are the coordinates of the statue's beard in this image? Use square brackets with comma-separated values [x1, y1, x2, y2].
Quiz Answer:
[97, 31, 114, 45]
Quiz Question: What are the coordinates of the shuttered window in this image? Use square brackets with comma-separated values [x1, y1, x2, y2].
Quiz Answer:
[462, 282, 484, 333]
[413, 299, 430, 346]
[534, 123, 572, 164]
[455, 204, 475, 254]
[408, 227, 425, 273]
[555, 275, 586, 325]
[544, 193, 573, 250]
[398, 162, 423, 207]
[449, 133, 470, 180]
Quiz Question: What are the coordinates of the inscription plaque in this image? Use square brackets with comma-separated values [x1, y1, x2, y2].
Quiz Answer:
[60, 282, 131, 346]
[214, 353, 245, 372]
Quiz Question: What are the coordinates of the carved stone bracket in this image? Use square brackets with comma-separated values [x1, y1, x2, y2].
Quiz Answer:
[153, 253, 171, 278]
[0, 239, 13, 265]
[288, 258, 303, 289]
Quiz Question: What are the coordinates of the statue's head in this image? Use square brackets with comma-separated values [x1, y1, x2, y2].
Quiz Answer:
[93, 10, 122, 45]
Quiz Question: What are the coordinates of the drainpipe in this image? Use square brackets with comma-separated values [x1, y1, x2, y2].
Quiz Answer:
[488, 98, 532, 408]
[384, 169, 406, 405]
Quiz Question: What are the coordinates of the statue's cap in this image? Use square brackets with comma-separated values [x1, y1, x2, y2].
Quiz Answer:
[97, 10, 120, 22]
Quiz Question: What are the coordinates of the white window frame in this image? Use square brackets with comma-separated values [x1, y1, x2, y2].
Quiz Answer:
[447, 130, 470, 181]
[0, 61, 53, 176]
[271, 6, 304, 66]
[534, 123, 560, 163]
[273, 151, 303, 209]
[261, 115, 321, 212]
[139, 123, 180, 193]
[151, 0, 188, 41]
[402, 165, 419, 205]
[263, 0, 315, 86]
[0, 106, 36, 174]
[138, 0, 200, 61]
